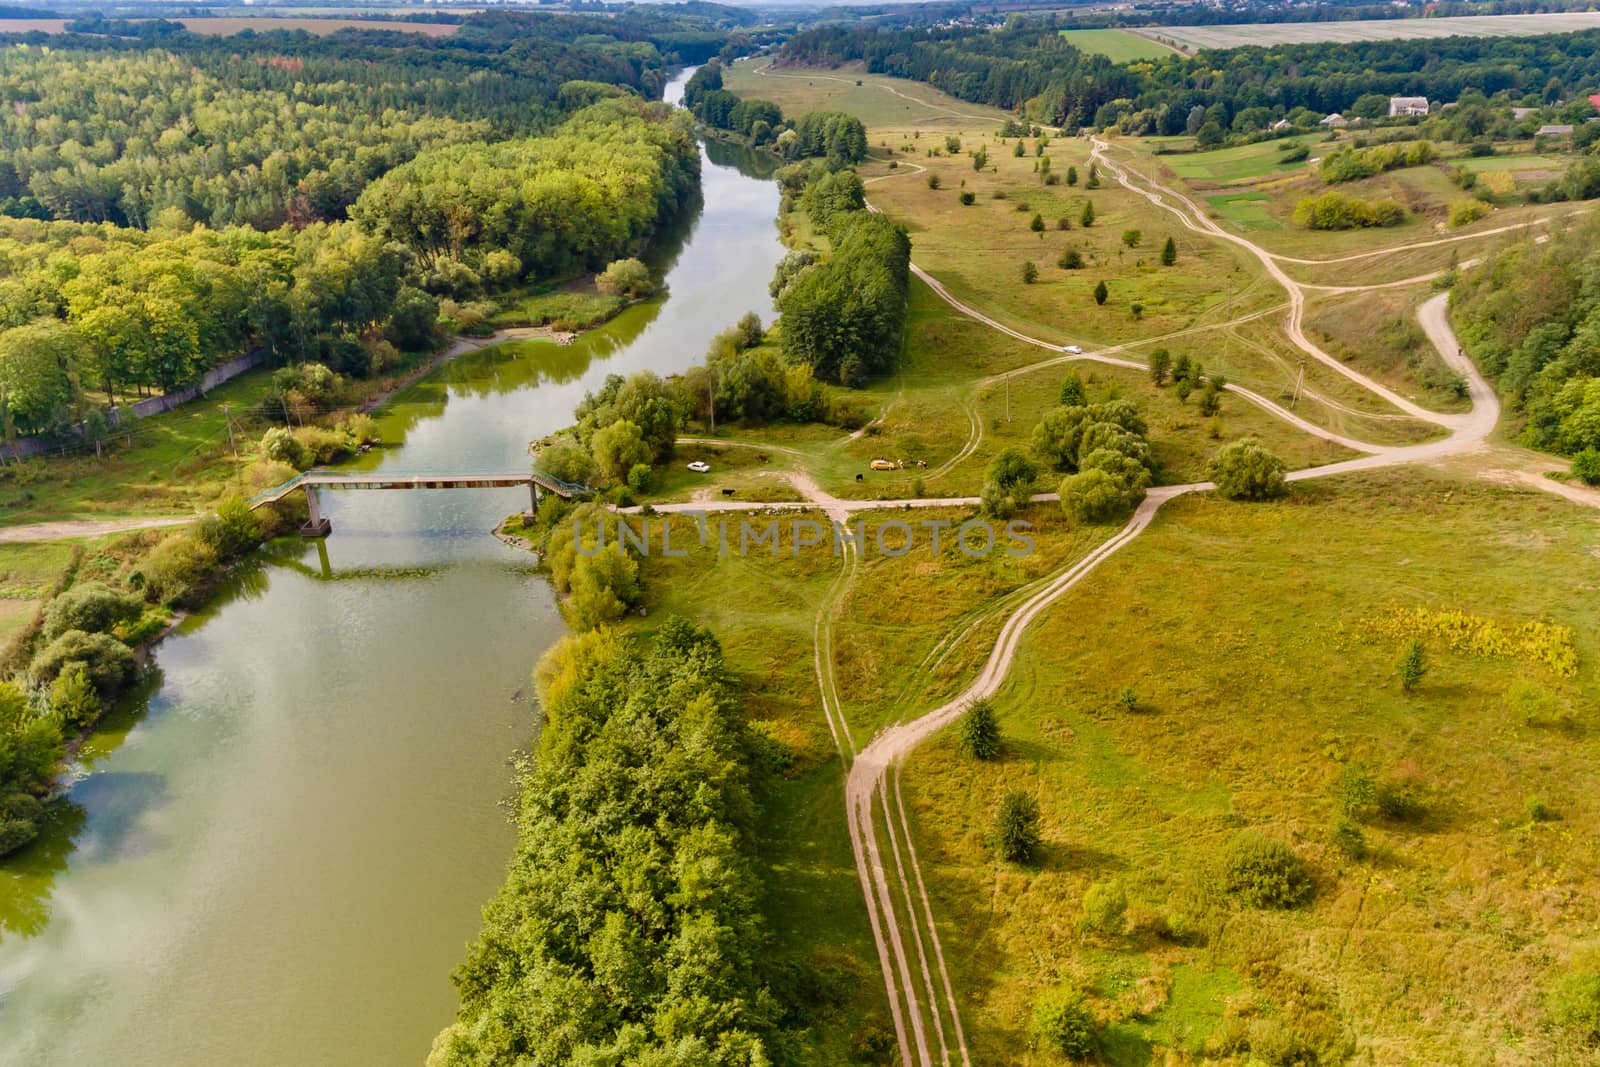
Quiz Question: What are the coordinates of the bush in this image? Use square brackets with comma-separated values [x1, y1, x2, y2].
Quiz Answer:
[1397, 637, 1427, 693]
[1328, 816, 1367, 860]
[1058, 249, 1084, 270]
[292, 425, 356, 466]
[1527, 796, 1553, 822]
[991, 791, 1042, 863]
[959, 190, 975, 206]
[1571, 447, 1600, 485]
[1031, 987, 1098, 1059]
[1448, 198, 1489, 228]
[626, 463, 654, 494]
[1221, 832, 1312, 908]
[1208, 437, 1287, 501]
[30, 629, 137, 694]
[195, 497, 265, 561]
[566, 542, 642, 631]
[1021, 260, 1038, 284]
[595, 258, 654, 298]
[981, 448, 1037, 519]
[41, 582, 142, 641]
[260, 426, 308, 469]
[591, 419, 653, 483]
[1293, 191, 1405, 230]
[1060, 468, 1141, 523]
[134, 531, 220, 606]
[1078, 880, 1127, 937]
[926, 172, 940, 190]
[49, 663, 101, 730]
[958, 698, 1000, 760]
[536, 442, 596, 486]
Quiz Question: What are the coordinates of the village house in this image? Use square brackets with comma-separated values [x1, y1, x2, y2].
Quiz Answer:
[1389, 96, 1429, 117]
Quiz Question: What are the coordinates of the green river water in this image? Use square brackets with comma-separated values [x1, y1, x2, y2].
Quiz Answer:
[0, 70, 783, 1066]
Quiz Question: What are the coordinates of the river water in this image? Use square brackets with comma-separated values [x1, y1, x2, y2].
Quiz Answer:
[0, 69, 782, 1066]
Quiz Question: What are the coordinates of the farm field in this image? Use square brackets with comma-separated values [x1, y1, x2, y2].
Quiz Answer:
[1058, 27, 1175, 62]
[1155, 135, 1317, 184]
[1147, 11, 1600, 50]
[723, 56, 1009, 130]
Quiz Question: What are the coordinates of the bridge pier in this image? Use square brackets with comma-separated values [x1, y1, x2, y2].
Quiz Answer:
[300, 484, 332, 538]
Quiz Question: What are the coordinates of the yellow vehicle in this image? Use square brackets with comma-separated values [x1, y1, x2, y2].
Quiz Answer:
[869, 459, 897, 471]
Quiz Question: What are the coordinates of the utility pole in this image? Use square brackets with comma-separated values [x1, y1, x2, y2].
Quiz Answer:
[1005, 373, 1011, 422]
[221, 402, 237, 457]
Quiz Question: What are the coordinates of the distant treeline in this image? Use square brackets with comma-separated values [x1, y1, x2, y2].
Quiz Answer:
[779, 22, 1600, 130]
[683, 62, 868, 166]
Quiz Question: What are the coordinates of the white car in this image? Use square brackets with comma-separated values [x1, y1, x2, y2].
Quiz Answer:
[1062, 344, 1083, 354]
[687, 461, 711, 473]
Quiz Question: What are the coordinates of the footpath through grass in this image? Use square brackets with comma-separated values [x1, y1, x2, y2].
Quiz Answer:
[899, 467, 1600, 1065]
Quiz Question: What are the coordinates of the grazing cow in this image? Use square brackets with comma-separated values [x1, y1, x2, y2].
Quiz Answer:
[722, 488, 736, 496]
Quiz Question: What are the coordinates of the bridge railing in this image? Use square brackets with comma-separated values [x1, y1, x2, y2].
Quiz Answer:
[247, 467, 594, 510]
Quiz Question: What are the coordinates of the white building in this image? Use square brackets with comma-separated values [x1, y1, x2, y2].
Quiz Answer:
[1319, 113, 1348, 128]
[1389, 96, 1430, 117]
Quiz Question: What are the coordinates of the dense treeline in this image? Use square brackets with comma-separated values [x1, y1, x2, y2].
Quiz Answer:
[354, 97, 698, 293]
[780, 22, 1600, 130]
[429, 620, 788, 1067]
[1453, 216, 1600, 473]
[0, 97, 696, 439]
[777, 172, 910, 385]
[683, 62, 867, 165]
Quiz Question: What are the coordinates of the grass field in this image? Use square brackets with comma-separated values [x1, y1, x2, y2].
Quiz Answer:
[1058, 28, 1174, 62]
[1148, 11, 1600, 50]
[898, 468, 1600, 1064]
[1158, 136, 1317, 184]
[1206, 191, 1282, 231]
[723, 57, 1009, 131]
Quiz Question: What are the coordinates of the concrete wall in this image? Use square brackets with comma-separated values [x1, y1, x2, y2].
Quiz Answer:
[4, 349, 265, 461]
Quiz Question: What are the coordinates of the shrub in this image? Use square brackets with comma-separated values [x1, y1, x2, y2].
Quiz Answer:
[1149, 348, 1171, 383]
[595, 258, 654, 298]
[958, 699, 1001, 760]
[566, 542, 642, 631]
[536, 442, 596, 486]
[1375, 776, 1426, 822]
[1397, 638, 1427, 693]
[1061, 469, 1138, 523]
[49, 663, 101, 730]
[1208, 437, 1287, 501]
[1058, 249, 1084, 270]
[1021, 260, 1038, 284]
[292, 425, 355, 466]
[1335, 762, 1376, 819]
[195, 497, 265, 560]
[626, 463, 654, 495]
[1571, 447, 1600, 485]
[1161, 236, 1177, 266]
[592, 419, 653, 483]
[30, 629, 137, 694]
[959, 190, 975, 206]
[344, 413, 380, 445]
[1031, 986, 1098, 1059]
[926, 172, 940, 190]
[1078, 880, 1128, 937]
[1058, 373, 1086, 407]
[1221, 832, 1312, 908]
[260, 426, 308, 469]
[1328, 816, 1367, 860]
[1056, 216, 1070, 231]
[1093, 280, 1108, 305]
[981, 448, 1037, 519]
[1030, 212, 1045, 232]
[1121, 228, 1141, 248]
[1293, 191, 1405, 230]
[42, 582, 142, 641]
[991, 791, 1042, 863]
[1527, 796, 1553, 822]
[134, 531, 220, 606]
[1117, 686, 1138, 712]
[1448, 199, 1489, 228]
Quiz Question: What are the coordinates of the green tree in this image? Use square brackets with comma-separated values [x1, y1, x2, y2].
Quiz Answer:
[49, 664, 101, 730]
[991, 790, 1041, 863]
[29, 629, 137, 694]
[1571, 447, 1600, 484]
[959, 191, 975, 206]
[591, 419, 652, 483]
[972, 148, 987, 171]
[1080, 200, 1096, 227]
[1021, 260, 1039, 284]
[1058, 373, 1086, 407]
[1078, 879, 1128, 937]
[1066, 164, 1078, 186]
[567, 542, 641, 630]
[1208, 437, 1287, 500]
[981, 447, 1037, 518]
[596, 258, 654, 298]
[958, 698, 1001, 760]
[926, 172, 941, 190]
[1058, 248, 1084, 270]
[1161, 236, 1177, 266]
[1012, 140, 1025, 157]
[1149, 347, 1171, 384]
[1398, 638, 1427, 693]
[1121, 228, 1140, 248]
[41, 582, 143, 641]
[1093, 280, 1108, 305]
[1029, 212, 1045, 233]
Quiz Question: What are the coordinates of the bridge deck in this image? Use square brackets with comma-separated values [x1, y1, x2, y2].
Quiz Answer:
[249, 469, 589, 510]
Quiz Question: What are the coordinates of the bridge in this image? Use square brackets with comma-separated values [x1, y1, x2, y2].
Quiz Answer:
[249, 467, 593, 536]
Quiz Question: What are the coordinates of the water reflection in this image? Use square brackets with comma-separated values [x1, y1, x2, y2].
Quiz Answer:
[0, 67, 788, 1067]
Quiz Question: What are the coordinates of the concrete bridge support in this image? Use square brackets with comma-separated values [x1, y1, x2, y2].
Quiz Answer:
[300, 484, 332, 538]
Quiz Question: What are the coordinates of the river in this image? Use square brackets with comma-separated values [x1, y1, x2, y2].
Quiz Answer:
[0, 68, 783, 1066]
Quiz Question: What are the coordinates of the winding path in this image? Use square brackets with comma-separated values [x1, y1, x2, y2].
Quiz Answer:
[829, 136, 1514, 1066]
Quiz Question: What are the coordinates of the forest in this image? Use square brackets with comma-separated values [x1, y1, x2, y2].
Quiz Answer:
[0, 4, 719, 444]
[778, 22, 1600, 129]
[1453, 215, 1600, 477]
[428, 620, 792, 1067]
